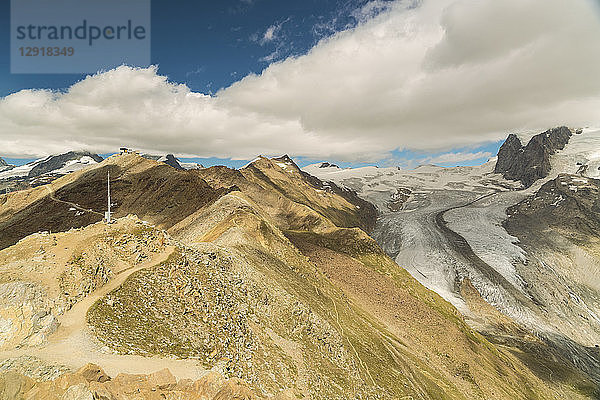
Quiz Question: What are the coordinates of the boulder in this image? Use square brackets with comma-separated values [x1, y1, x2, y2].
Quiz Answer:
[61, 383, 94, 400]
[193, 371, 226, 398]
[0, 371, 35, 399]
[75, 364, 110, 383]
[147, 368, 177, 390]
[212, 378, 261, 400]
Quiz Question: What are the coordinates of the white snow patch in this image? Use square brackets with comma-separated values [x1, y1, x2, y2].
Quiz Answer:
[551, 128, 600, 179]
[51, 156, 98, 175]
[550, 195, 565, 207]
[0, 156, 50, 179]
[572, 178, 589, 184]
[180, 162, 203, 170]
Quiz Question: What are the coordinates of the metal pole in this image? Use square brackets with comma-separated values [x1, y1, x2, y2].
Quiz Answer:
[107, 171, 111, 223]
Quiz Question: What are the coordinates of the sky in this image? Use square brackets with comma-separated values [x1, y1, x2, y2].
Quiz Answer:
[1, 0, 600, 168]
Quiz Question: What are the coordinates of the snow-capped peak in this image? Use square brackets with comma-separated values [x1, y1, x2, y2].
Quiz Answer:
[0, 151, 103, 181]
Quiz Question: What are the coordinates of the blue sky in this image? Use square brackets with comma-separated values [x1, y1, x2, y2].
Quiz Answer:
[5, 0, 579, 168]
[0, 0, 382, 95]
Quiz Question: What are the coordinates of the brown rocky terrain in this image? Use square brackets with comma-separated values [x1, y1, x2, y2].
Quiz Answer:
[0, 154, 227, 250]
[0, 362, 288, 400]
[502, 174, 600, 354]
[0, 153, 597, 399]
[196, 155, 376, 233]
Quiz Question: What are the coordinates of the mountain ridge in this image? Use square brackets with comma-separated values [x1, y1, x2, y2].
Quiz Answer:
[1, 150, 591, 398]
[494, 126, 572, 187]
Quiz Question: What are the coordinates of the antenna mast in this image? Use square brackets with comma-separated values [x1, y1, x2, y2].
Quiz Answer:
[105, 171, 112, 223]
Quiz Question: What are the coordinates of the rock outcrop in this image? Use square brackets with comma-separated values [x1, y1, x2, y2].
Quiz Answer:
[317, 162, 339, 169]
[501, 174, 600, 381]
[142, 153, 185, 170]
[505, 174, 600, 238]
[0, 363, 273, 400]
[0, 283, 59, 349]
[0, 158, 15, 174]
[0, 356, 71, 381]
[495, 126, 572, 187]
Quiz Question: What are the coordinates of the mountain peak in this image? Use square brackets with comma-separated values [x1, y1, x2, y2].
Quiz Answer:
[142, 153, 184, 170]
[271, 154, 301, 171]
[318, 162, 340, 169]
[27, 151, 103, 178]
[494, 126, 572, 187]
[0, 151, 103, 192]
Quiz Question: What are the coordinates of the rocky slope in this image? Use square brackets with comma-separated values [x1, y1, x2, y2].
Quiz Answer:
[306, 127, 600, 397]
[503, 174, 600, 347]
[0, 362, 281, 400]
[27, 152, 104, 178]
[196, 155, 376, 233]
[142, 153, 205, 170]
[494, 126, 572, 187]
[142, 153, 183, 170]
[0, 153, 226, 250]
[0, 152, 591, 399]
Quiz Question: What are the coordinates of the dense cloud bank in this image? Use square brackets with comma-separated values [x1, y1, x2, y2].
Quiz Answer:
[2, 0, 599, 161]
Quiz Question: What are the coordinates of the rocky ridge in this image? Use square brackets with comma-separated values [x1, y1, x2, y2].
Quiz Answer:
[27, 152, 103, 178]
[142, 153, 184, 170]
[0, 362, 287, 400]
[0, 157, 12, 173]
[502, 174, 600, 347]
[495, 126, 572, 187]
[0, 153, 227, 250]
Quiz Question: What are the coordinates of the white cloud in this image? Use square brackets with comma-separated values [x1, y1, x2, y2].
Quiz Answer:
[262, 24, 278, 43]
[350, 0, 394, 23]
[254, 19, 289, 46]
[2, 0, 600, 161]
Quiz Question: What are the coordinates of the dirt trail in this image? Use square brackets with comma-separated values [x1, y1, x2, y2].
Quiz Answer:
[51, 245, 176, 342]
[0, 244, 208, 380]
[44, 185, 103, 217]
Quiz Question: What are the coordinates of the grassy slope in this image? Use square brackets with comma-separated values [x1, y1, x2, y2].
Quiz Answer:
[88, 158, 589, 399]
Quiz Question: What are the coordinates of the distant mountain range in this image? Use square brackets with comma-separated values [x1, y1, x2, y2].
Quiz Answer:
[0, 151, 103, 192]
[141, 153, 205, 170]
[0, 151, 203, 192]
[1, 127, 600, 399]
